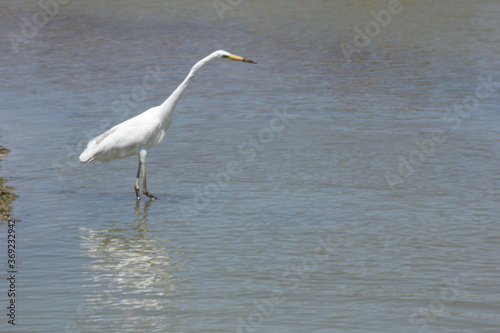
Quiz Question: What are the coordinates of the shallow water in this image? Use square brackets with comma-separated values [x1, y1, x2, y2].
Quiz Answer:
[1, 0, 499, 332]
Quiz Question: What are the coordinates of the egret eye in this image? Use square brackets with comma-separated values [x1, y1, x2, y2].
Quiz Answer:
[221, 55, 230, 58]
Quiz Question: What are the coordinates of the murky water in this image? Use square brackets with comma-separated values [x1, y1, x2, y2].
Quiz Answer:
[1, 1, 499, 332]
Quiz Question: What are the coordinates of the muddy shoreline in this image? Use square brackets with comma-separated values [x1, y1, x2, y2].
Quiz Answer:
[0, 146, 17, 221]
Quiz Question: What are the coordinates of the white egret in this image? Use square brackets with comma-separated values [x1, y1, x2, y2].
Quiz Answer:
[79, 50, 256, 200]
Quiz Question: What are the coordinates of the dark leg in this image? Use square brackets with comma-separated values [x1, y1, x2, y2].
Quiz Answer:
[140, 149, 156, 200]
[135, 157, 141, 200]
[142, 164, 156, 200]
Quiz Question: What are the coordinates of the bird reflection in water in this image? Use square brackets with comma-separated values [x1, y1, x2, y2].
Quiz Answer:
[134, 198, 153, 224]
[78, 201, 181, 331]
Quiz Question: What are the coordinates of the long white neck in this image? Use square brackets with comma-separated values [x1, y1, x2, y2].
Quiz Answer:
[157, 54, 214, 120]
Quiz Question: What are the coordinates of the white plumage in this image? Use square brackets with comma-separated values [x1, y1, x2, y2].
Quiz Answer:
[80, 108, 167, 163]
[79, 50, 256, 200]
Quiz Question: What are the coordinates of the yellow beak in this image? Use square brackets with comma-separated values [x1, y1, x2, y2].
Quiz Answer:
[227, 54, 257, 64]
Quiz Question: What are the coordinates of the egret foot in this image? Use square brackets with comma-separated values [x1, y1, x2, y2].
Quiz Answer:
[144, 190, 156, 200]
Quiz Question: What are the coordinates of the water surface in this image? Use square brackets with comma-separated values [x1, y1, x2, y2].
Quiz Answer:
[1, 1, 499, 332]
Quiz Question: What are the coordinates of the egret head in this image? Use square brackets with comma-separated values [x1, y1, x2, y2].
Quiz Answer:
[213, 50, 257, 64]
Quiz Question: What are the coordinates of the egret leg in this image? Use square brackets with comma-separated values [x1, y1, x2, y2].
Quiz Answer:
[135, 157, 141, 200]
[140, 149, 156, 200]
